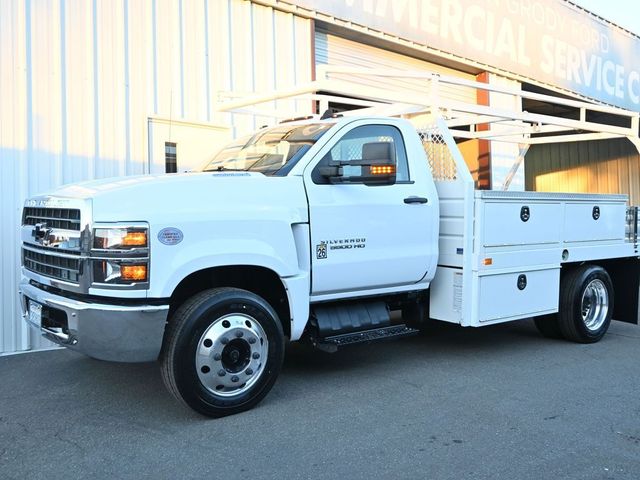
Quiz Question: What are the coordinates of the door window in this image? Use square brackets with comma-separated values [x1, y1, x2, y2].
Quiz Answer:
[312, 125, 410, 184]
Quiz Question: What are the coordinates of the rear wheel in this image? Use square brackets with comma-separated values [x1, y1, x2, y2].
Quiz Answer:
[161, 287, 285, 417]
[557, 265, 613, 343]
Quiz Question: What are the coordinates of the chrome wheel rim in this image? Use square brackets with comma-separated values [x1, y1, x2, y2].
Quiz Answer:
[581, 279, 609, 332]
[196, 313, 268, 398]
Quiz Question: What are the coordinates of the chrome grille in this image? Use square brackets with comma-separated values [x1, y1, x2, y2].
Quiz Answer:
[22, 207, 81, 231]
[23, 247, 81, 283]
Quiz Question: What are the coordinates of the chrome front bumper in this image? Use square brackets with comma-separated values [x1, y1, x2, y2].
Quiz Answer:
[19, 279, 169, 362]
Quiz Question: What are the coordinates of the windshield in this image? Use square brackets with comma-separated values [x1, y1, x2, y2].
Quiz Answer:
[202, 123, 333, 176]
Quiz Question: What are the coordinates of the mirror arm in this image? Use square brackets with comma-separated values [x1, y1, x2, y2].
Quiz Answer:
[318, 165, 343, 178]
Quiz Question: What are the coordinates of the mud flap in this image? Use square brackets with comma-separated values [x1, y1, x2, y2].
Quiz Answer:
[606, 259, 640, 325]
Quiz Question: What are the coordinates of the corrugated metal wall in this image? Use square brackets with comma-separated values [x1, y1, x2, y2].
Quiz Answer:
[525, 139, 640, 204]
[315, 30, 476, 105]
[0, 0, 312, 355]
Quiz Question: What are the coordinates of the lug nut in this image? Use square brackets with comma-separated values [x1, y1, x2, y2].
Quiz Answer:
[235, 330, 244, 338]
[248, 338, 256, 344]
[220, 337, 229, 345]
[231, 375, 239, 383]
[245, 368, 253, 375]
[213, 353, 221, 361]
[252, 352, 260, 360]
[218, 369, 226, 377]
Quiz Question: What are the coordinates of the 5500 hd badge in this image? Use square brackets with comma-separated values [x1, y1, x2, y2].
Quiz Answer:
[316, 237, 366, 259]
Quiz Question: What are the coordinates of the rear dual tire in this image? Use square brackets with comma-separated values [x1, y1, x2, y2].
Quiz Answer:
[534, 265, 613, 343]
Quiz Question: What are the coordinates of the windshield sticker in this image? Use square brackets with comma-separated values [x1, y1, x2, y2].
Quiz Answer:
[158, 227, 184, 246]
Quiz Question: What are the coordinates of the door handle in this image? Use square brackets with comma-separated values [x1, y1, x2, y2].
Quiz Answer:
[404, 196, 428, 204]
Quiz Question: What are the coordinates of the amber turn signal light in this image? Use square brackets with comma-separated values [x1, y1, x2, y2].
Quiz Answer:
[370, 164, 395, 175]
[121, 264, 148, 282]
[121, 231, 148, 247]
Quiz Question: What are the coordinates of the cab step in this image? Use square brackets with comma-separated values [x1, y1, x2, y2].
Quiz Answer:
[312, 325, 419, 353]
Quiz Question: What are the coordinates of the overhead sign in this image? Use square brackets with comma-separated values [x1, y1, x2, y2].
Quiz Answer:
[286, 0, 640, 111]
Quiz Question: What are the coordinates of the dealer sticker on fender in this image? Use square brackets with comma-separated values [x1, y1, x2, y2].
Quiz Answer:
[158, 227, 184, 245]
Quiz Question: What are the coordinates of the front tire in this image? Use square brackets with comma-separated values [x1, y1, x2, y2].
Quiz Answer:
[557, 265, 613, 343]
[161, 287, 285, 417]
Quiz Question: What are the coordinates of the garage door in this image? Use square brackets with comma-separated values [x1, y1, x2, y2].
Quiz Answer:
[315, 30, 476, 105]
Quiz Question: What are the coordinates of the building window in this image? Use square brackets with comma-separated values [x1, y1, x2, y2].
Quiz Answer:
[165, 142, 177, 173]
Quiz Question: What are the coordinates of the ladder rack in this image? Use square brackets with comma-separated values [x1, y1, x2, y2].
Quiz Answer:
[214, 65, 640, 154]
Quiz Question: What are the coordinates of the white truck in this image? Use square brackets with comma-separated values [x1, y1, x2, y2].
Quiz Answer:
[18, 70, 640, 417]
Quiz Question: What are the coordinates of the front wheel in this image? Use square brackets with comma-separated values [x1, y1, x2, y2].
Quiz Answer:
[161, 288, 285, 417]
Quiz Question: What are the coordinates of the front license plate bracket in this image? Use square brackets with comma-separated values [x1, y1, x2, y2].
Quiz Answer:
[28, 300, 43, 328]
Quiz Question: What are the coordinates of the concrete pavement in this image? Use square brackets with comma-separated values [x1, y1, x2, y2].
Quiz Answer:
[1, 319, 639, 479]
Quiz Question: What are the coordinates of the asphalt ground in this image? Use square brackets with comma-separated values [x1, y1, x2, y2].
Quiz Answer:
[1, 319, 639, 480]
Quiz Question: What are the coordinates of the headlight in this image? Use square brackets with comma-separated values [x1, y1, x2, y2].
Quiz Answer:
[93, 261, 148, 284]
[93, 227, 148, 250]
[91, 225, 149, 287]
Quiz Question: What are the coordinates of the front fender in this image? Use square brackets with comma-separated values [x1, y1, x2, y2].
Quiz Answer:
[151, 237, 300, 298]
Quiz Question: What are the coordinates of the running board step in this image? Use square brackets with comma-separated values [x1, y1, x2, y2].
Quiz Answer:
[313, 325, 419, 353]
[312, 301, 391, 337]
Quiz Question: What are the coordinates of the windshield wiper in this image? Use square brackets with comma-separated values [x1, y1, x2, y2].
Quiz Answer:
[206, 165, 247, 172]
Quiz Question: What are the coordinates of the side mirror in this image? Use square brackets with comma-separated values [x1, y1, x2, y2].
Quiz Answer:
[319, 159, 396, 186]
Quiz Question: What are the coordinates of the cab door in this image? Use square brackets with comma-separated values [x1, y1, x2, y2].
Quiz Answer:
[304, 122, 434, 296]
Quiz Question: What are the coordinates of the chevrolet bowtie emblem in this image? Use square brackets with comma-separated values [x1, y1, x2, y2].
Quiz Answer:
[32, 223, 51, 244]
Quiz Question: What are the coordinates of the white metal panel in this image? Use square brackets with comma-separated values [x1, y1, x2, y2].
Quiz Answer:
[96, 0, 127, 180]
[1, 0, 58, 353]
[181, 0, 207, 122]
[429, 267, 463, 324]
[126, 0, 153, 176]
[563, 203, 626, 242]
[274, 14, 312, 125]
[251, 4, 277, 129]
[0, 0, 312, 355]
[475, 192, 632, 271]
[315, 31, 476, 105]
[207, 0, 232, 126]
[229, 0, 255, 135]
[31, 0, 63, 193]
[292, 14, 312, 114]
[147, 117, 231, 174]
[63, 0, 96, 183]
[477, 268, 560, 323]
[482, 202, 562, 247]
[0, 0, 31, 354]
[154, 0, 181, 121]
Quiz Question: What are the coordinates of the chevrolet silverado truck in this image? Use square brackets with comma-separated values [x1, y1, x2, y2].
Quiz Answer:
[19, 115, 640, 417]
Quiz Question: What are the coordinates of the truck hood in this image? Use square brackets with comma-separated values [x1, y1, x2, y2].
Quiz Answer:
[47, 172, 309, 224]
